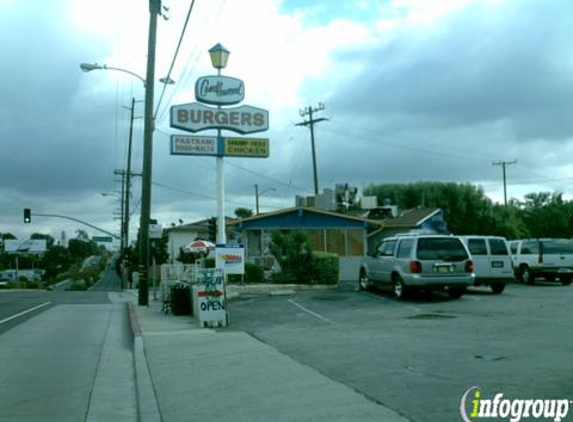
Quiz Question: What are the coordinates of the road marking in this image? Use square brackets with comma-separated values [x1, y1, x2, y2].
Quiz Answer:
[464, 295, 481, 301]
[0, 302, 51, 325]
[364, 292, 421, 312]
[287, 299, 334, 324]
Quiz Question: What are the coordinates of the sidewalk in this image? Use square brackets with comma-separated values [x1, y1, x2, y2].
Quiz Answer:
[128, 292, 411, 422]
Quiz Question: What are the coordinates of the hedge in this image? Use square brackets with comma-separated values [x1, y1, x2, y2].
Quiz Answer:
[201, 258, 265, 283]
[312, 252, 339, 285]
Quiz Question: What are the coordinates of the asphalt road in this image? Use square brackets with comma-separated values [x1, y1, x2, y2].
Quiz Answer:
[226, 281, 573, 422]
[0, 268, 136, 422]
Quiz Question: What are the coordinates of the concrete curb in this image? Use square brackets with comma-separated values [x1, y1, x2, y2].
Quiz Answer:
[127, 302, 161, 422]
[227, 283, 338, 299]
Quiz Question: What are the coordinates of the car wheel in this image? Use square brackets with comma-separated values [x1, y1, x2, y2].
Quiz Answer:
[358, 270, 370, 291]
[490, 283, 505, 294]
[560, 276, 572, 286]
[447, 288, 465, 299]
[521, 266, 535, 284]
[393, 276, 408, 300]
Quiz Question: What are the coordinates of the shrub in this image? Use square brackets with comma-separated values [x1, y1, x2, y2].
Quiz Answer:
[312, 252, 339, 285]
[228, 262, 265, 284]
[269, 230, 314, 284]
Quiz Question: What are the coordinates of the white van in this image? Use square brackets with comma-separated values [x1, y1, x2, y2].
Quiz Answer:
[460, 236, 514, 293]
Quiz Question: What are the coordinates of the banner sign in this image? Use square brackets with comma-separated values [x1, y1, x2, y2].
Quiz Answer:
[195, 75, 245, 105]
[171, 135, 269, 158]
[170, 135, 220, 156]
[215, 245, 245, 275]
[224, 137, 269, 158]
[4, 239, 47, 254]
[170, 103, 269, 134]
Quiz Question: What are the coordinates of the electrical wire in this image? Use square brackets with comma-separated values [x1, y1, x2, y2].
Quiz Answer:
[155, 0, 228, 124]
[154, 0, 196, 119]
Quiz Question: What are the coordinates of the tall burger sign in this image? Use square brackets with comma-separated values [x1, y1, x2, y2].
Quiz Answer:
[171, 103, 268, 134]
[195, 75, 244, 105]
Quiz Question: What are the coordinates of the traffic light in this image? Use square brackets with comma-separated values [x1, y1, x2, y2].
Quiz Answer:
[23, 208, 31, 223]
[207, 217, 217, 242]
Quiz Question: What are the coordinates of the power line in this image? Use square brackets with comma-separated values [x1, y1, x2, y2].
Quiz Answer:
[154, 0, 197, 119]
[156, 0, 228, 124]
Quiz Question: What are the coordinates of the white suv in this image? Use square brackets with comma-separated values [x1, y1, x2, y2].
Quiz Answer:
[509, 239, 573, 285]
[460, 236, 514, 294]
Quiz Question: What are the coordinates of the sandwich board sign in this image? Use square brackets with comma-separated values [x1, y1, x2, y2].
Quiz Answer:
[193, 268, 227, 325]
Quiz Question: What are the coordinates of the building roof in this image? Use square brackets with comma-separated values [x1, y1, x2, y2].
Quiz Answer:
[229, 206, 384, 230]
[165, 217, 236, 233]
[379, 207, 441, 228]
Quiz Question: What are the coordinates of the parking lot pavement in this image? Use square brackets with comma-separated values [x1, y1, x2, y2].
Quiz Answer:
[226, 282, 573, 422]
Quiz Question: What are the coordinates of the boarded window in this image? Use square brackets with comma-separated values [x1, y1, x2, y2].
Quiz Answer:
[347, 230, 364, 256]
[307, 230, 325, 252]
[326, 229, 345, 256]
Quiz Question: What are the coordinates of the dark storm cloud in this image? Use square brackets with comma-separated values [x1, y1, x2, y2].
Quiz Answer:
[0, 0, 120, 196]
[330, 0, 573, 142]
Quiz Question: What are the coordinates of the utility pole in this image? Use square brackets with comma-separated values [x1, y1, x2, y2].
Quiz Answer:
[138, 0, 160, 306]
[296, 103, 328, 195]
[255, 183, 259, 214]
[493, 160, 517, 205]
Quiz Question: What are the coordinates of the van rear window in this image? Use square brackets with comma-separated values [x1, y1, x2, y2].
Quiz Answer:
[417, 238, 469, 261]
[489, 239, 509, 256]
[543, 240, 573, 254]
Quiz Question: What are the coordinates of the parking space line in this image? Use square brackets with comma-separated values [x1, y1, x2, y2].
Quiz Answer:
[464, 295, 481, 301]
[287, 299, 335, 324]
[0, 302, 51, 325]
[363, 292, 421, 312]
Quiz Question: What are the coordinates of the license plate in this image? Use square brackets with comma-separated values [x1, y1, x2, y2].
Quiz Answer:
[436, 265, 453, 273]
[492, 261, 504, 268]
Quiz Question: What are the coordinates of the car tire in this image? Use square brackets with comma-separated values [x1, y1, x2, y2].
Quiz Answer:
[393, 276, 409, 300]
[490, 283, 505, 294]
[358, 270, 370, 291]
[521, 266, 535, 284]
[560, 276, 572, 286]
[447, 288, 465, 299]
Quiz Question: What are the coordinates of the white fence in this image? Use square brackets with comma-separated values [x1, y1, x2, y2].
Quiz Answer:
[160, 263, 202, 299]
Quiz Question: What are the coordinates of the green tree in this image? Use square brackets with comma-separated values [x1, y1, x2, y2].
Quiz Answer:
[31, 233, 55, 249]
[269, 230, 314, 284]
[40, 245, 72, 279]
[365, 182, 496, 235]
[234, 207, 254, 218]
[519, 192, 573, 238]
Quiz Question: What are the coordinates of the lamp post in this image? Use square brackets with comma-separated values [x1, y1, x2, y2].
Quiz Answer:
[254, 184, 276, 214]
[80, 53, 175, 304]
[208, 43, 231, 245]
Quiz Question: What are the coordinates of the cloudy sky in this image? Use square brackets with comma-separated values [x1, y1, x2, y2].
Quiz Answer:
[2, 0, 572, 243]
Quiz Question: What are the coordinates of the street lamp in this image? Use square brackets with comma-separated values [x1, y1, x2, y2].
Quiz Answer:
[255, 184, 276, 214]
[208, 43, 230, 72]
[79, 62, 175, 87]
[80, 52, 175, 305]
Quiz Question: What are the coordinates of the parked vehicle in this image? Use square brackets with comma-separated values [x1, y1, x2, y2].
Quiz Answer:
[359, 235, 475, 299]
[509, 239, 573, 285]
[460, 236, 513, 294]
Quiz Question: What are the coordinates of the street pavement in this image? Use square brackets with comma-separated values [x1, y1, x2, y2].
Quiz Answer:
[0, 293, 136, 422]
[129, 291, 411, 422]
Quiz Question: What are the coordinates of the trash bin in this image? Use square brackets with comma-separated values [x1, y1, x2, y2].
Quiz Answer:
[170, 283, 192, 315]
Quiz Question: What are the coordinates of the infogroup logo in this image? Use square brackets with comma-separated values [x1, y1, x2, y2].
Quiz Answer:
[460, 387, 571, 422]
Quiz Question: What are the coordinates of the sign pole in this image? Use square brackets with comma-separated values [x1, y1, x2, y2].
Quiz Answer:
[217, 132, 226, 245]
